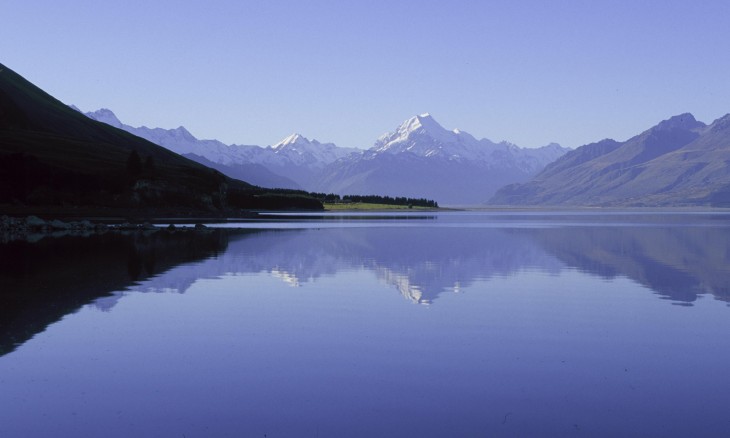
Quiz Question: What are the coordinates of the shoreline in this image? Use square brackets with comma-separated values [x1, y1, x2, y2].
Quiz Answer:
[0, 215, 227, 244]
[4, 206, 730, 243]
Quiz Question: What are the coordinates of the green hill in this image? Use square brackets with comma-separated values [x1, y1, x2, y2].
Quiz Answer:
[0, 63, 322, 214]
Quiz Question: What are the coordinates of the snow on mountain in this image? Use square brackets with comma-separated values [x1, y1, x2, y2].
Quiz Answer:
[313, 114, 570, 204]
[374, 113, 482, 158]
[82, 108, 359, 189]
[373, 114, 482, 165]
[85, 108, 261, 166]
[80, 107, 569, 204]
[368, 113, 570, 177]
[271, 133, 360, 167]
[86, 108, 124, 129]
[370, 113, 566, 172]
[272, 133, 308, 149]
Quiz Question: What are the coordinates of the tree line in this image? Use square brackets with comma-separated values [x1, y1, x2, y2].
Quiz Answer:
[308, 193, 439, 208]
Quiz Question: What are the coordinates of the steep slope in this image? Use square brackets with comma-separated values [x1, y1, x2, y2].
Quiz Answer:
[271, 133, 357, 167]
[0, 63, 322, 212]
[182, 153, 302, 190]
[83, 107, 262, 166]
[84, 109, 359, 190]
[265, 133, 361, 188]
[490, 113, 730, 206]
[314, 114, 569, 204]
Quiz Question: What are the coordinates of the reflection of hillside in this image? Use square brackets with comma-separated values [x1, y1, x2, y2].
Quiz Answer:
[353, 228, 560, 303]
[374, 266, 431, 304]
[146, 225, 729, 306]
[517, 227, 730, 304]
[137, 228, 560, 304]
[138, 230, 349, 293]
[0, 230, 230, 356]
[6, 220, 728, 357]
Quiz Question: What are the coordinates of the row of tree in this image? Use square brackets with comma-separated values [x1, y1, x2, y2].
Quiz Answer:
[309, 193, 439, 208]
[124, 150, 436, 210]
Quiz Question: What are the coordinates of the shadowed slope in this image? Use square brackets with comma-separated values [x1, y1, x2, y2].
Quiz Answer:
[0, 63, 322, 212]
[491, 113, 730, 206]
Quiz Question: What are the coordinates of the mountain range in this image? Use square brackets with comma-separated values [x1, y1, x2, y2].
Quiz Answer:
[83, 109, 569, 205]
[6, 220, 727, 356]
[312, 114, 568, 204]
[0, 63, 322, 213]
[490, 113, 730, 206]
[82, 108, 359, 191]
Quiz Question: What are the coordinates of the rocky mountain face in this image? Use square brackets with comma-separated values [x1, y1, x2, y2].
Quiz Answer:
[490, 113, 730, 206]
[313, 114, 569, 204]
[84, 109, 569, 204]
[83, 109, 359, 190]
[264, 133, 361, 189]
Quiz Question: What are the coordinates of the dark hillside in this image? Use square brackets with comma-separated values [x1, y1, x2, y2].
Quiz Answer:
[0, 63, 322, 213]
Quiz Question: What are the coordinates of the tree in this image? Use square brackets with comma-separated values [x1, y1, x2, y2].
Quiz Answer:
[144, 155, 156, 175]
[126, 150, 142, 176]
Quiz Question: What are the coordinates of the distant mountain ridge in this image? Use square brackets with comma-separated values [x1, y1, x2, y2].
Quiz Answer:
[313, 114, 569, 204]
[83, 108, 360, 190]
[83, 109, 569, 205]
[490, 113, 730, 206]
[1, 64, 241, 212]
[1, 63, 323, 212]
[372, 113, 563, 173]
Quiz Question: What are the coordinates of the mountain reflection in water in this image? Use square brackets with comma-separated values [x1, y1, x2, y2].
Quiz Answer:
[1, 215, 729, 357]
[0, 229, 230, 356]
[519, 226, 730, 304]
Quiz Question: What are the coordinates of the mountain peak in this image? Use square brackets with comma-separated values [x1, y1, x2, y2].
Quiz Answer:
[86, 108, 123, 128]
[373, 113, 483, 156]
[653, 113, 704, 132]
[708, 113, 730, 133]
[373, 113, 454, 150]
[398, 113, 447, 135]
[416, 112, 433, 122]
[273, 133, 311, 149]
[170, 125, 197, 141]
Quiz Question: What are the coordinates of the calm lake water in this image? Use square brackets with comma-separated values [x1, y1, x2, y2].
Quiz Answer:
[2, 211, 730, 437]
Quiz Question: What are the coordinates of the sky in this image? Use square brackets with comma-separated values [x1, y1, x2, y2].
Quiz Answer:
[3, 0, 730, 149]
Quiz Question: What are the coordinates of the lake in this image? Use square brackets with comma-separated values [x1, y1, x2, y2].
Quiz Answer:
[1, 211, 730, 437]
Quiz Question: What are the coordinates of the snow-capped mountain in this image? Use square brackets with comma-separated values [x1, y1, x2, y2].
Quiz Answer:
[371, 113, 566, 172]
[313, 114, 569, 204]
[82, 108, 568, 204]
[83, 108, 360, 190]
[272, 133, 355, 166]
[373, 113, 479, 156]
[84, 108, 267, 166]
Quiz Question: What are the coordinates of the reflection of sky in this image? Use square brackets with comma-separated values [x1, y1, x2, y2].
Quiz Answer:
[6, 253, 730, 437]
[108, 212, 730, 310]
[199, 210, 730, 230]
[107, 226, 560, 309]
[4, 212, 730, 437]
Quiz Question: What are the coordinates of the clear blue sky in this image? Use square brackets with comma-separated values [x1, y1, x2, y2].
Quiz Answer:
[3, 0, 729, 149]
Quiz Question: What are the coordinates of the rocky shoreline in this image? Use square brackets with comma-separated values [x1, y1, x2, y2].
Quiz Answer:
[0, 215, 209, 243]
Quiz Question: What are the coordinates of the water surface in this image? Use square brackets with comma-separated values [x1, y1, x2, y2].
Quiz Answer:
[1, 211, 729, 437]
